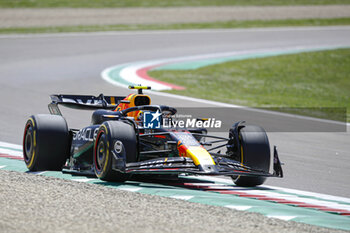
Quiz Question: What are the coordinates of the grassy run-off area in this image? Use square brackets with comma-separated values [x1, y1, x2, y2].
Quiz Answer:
[1, 18, 350, 34]
[1, 0, 349, 7]
[149, 49, 350, 122]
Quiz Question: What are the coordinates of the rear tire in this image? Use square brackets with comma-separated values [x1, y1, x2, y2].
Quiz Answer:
[232, 125, 270, 187]
[23, 114, 70, 171]
[93, 121, 137, 182]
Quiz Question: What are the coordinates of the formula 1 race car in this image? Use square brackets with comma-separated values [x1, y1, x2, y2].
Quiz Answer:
[23, 86, 283, 187]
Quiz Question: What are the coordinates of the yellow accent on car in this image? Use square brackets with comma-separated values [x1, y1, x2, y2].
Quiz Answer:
[103, 141, 109, 173]
[236, 145, 244, 180]
[33, 130, 36, 147]
[28, 130, 36, 168]
[110, 96, 116, 105]
[26, 118, 37, 169]
[103, 115, 118, 118]
[101, 124, 108, 135]
[129, 86, 151, 90]
[29, 117, 35, 127]
[127, 94, 136, 108]
[186, 146, 215, 166]
[27, 150, 35, 168]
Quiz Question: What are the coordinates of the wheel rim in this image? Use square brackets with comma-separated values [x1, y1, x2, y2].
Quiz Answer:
[23, 125, 33, 163]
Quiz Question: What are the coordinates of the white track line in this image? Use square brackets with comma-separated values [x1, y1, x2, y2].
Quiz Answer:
[118, 187, 143, 192]
[194, 175, 350, 204]
[264, 185, 350, 204]
[226, 205, 252, 211]
[1, 26, 350, 39]
[0, 141, 23, 157]
[267, 215, 297, 221]
[72, 178, 99, 183]
[170, 195, 194, 200]
[0, 148, 23, 157]
[0, 141, 22, 150]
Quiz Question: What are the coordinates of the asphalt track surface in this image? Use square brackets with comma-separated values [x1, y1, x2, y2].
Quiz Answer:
[0, 26, 349, 200]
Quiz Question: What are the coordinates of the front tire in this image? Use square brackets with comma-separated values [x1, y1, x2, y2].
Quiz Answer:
[93, 121, 137, 182]
[23, 114, 70, 171]
[232, 125, 271, 187]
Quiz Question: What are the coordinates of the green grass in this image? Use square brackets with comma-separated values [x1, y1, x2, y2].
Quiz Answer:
[149, 49, 350, 122]
[1, 0, 350, 8]
[1, 18, 350, 34]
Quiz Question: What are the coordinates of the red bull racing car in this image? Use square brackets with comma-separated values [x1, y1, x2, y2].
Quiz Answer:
[23, 86, 283, 187]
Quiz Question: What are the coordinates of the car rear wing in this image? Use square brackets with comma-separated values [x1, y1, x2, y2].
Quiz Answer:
[48, 94, 127, 115]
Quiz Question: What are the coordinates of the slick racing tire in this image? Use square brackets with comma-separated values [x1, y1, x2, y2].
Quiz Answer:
[93, 121, 137, 182]
[232, 125, 271, 187]
[23, 114, 70, 171]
